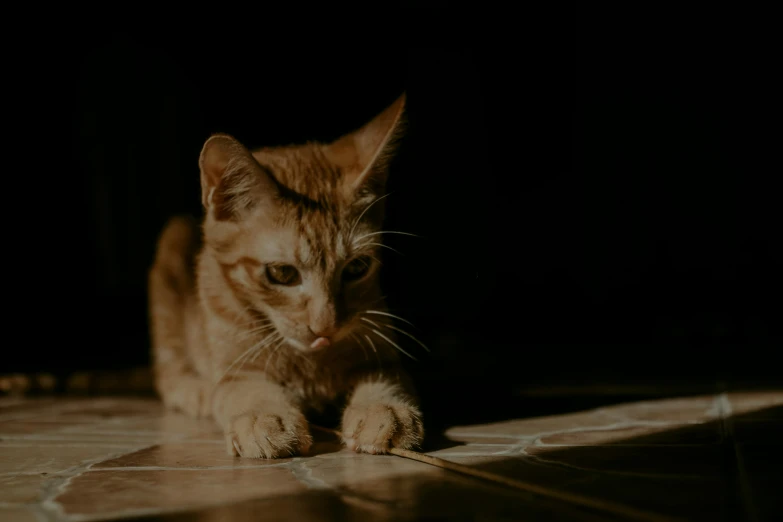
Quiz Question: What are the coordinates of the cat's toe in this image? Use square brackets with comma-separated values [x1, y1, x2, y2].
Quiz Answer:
[342, 403, 423, 454]
[226, 410, 312, 459]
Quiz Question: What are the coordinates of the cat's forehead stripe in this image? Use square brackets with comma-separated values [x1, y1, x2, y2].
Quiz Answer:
[295, 208, 342, 270]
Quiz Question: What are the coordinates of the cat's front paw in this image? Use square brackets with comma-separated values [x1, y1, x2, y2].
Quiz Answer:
[341, 402, 423, 454]
[159, 376, 213, 419]
[225, 409, 312, 458]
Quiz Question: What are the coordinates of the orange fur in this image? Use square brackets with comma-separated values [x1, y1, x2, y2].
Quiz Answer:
[148, 94, 424, 458]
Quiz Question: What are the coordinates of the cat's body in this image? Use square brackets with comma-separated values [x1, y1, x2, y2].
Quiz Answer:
[148, 94, 423, 458]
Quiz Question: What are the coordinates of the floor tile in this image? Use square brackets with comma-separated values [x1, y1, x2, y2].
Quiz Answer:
[0, 474, 47, 503]
[54, 468, 308, 519]
[93, 442, 293, 469]
[0, 392, 780, 521]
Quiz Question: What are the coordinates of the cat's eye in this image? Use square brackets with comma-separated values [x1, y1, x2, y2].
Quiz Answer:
[342, 256, 372, 282]
[265, 264, 300, 286]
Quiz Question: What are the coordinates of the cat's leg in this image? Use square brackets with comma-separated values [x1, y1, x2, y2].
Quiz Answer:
[341, 370, 424, 454]
[212, 375, 312, 458]
[148, 216, 212, 418]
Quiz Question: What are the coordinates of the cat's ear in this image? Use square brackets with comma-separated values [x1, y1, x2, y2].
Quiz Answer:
[199, 134, 279, 221]
[326, 93, 407, 199]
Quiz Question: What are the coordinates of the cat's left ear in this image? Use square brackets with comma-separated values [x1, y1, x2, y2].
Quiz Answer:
[326, 93, 407, 199]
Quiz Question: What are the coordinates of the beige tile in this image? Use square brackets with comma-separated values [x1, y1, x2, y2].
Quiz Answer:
[306, 449, 443, 492]
[445, 410, 618, 439]
[55, 468, 308, 518]
[438, 435, 522, 445]
[727, 391, 783, 417]
[0, 443, 141, 474]
[0, 420, 80, 436]
[93, 442, 293, 469]
[0, 397, 31, 410]
[595, 395, 719, 423]
[102, 413, 224, 441]
[45, 397, 164, 421]
[0, 474, 46, 503]
[0, 399, 57, 421]
[539, 423, 722, 446]
[426, 443, 517, 458]
[0, 507, 40, 522]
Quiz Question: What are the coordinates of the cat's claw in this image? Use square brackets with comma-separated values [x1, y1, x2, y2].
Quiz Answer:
[226, 410, 312, 459]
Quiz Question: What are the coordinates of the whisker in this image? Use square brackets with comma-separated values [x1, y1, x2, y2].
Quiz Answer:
[377, 323, 431, 353]
[364, 310, 417, 328]
[370, 329, 418, 362]
[363, 334, 382, 368]
[249, 333, 283, 364]
[233, 318, 274, 330]
[362, 242, 403, 256]
[360, 317, 382, 329]
[264, 338, 287, 375]
[215, 342, 260, 384]
[230, 333, 281, 380]
[350, 333, 370, 361]
[353, 230, 422, 242]
[233, 324, 276, 341]
[349, 192, 393, 241]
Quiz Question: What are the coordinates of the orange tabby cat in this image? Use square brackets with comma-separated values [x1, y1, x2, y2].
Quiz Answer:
[148, 94, 424, 458]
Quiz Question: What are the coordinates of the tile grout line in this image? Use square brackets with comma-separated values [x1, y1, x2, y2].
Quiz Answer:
[717, 390, 758, 522]
[35, 444, 158, 522]
[85, 463, 294, 472]
[288, 458, 330, 489]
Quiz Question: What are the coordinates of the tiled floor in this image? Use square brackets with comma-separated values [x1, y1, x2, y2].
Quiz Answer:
[0, 390, 780, 521]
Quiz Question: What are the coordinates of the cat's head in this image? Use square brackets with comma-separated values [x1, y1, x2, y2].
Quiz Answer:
[199, 94, 406, 354]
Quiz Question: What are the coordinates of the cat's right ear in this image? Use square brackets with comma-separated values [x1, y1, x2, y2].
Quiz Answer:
[199, 134, 279, 221]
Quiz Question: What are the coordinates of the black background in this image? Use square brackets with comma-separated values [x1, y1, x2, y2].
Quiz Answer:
[6, 13, 780, 404]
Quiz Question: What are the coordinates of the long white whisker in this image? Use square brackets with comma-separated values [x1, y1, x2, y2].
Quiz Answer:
[360, 317, 382, 329]
[376, 323, 431, 353]
[233, 318, 274, 330]
[363, 334, 382, 368]
[215, 343, 260, 384]
[349, 192, 393, 240]
[370, 329, 418, 362]
[249, 333, 283, 364]
[233, 325, 276, 342]
[364, 310, 417, 328]
[354, 230, 421, 242]
[350, 333, 370, 361]
[362, 242, 403, 256]
[231, 333, 282, 380]
[363, 333, 378, 354]
[264, 338, 287, 375]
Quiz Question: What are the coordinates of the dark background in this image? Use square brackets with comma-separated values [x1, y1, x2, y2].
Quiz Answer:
[6, 17, 780, 407]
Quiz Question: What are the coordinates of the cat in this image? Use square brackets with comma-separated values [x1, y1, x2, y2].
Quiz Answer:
[148, 93, 424, 458]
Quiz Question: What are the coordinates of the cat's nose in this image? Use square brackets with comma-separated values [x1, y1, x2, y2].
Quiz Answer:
[309, 326, 338, 339]
[308, 326, 337, 351]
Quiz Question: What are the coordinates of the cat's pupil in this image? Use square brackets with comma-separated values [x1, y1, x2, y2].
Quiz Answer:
[266, 264, 300, 286]
[343, 257, 371, 281]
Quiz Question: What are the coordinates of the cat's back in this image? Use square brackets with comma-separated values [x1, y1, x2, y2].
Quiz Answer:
[152, 215, 201, 289]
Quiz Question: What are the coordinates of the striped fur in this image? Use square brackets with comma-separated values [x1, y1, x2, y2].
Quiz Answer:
[148, 94, 423, 458]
